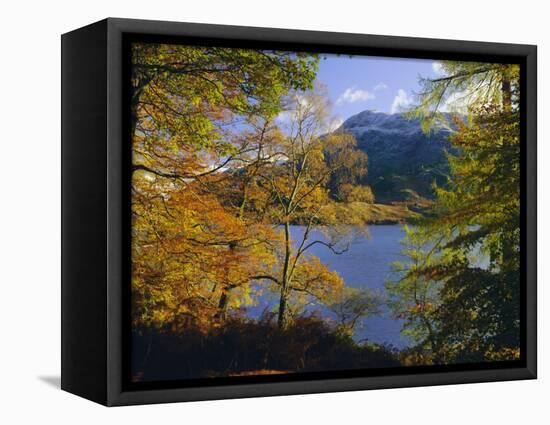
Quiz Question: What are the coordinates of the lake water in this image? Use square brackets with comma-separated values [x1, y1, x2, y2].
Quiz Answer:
[247, 224, 412, 349]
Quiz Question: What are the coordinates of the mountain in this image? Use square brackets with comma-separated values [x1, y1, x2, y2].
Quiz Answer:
[338, 110, 456, 203]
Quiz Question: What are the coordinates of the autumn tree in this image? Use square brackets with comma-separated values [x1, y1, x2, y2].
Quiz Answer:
[131, 43, 318, 181]
[131, 44, 319, 330]
[249, 91, 369, 329]
[132, 174, 282, 330]
[337, 184, 375, 204]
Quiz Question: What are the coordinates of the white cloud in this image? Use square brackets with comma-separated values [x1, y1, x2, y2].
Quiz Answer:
[276, 110, 291, 124]
[336, 87, 375, 105]
[373, 82, 388, 91]
[390, 89, 413, 114]
[295, 93, 311, 109]
[276, 94, 311, 124]
[432, 61, 445, 75]
[440, 89, 476, 114]
[328, 117, 344, 132]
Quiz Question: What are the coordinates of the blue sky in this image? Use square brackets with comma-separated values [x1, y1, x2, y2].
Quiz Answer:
[315, 54, 440, 125]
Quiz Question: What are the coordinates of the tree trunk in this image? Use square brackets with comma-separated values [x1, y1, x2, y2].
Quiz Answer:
[277, 220, 292, 329]
[239, 180, 248, 219]
[424, 318, 441, 363]
[501, 76, 512, 111]
[217, 242, 237, 321]
[130, 74, 153, 140]
[277, 288, 289, 329]
[216, 289, 230, 321]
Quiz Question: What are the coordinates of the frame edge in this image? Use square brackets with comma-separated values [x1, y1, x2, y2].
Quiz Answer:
[103, 17, 538, 406]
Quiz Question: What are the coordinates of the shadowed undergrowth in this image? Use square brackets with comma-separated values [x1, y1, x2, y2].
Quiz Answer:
[132, 315, 400, 382]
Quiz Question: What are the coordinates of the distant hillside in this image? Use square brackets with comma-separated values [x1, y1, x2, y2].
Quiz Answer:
[338, 111, 456, 203]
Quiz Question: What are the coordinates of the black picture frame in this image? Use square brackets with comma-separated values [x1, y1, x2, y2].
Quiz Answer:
[61, 17, 537, 406]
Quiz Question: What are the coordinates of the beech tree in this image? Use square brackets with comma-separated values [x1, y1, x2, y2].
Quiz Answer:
[130, 43, 318, 181]
[132, 175, 281, 330]
[131, 44, 319, 330]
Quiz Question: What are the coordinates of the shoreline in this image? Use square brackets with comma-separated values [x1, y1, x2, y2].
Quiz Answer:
[287, 201, 427, 226]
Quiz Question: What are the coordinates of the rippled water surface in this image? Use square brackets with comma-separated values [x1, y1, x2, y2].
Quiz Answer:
[247, 225, 412, 348]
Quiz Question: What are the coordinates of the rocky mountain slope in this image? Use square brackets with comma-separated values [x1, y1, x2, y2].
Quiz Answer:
[339, 110, 456, 202]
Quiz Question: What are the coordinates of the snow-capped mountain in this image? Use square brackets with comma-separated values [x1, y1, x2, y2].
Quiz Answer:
[338, 110, 456, 202]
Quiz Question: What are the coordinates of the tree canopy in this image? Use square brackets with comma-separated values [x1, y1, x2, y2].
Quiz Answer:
[388, 61, 521, 363]
[130, 44, 376, 333]
[129, 44, 521, 377]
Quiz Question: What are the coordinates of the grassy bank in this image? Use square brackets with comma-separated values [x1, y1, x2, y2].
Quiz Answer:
[323, 201, 425, 225]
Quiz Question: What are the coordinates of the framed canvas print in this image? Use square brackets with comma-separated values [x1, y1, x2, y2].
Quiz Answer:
[61, 18, 537, 406]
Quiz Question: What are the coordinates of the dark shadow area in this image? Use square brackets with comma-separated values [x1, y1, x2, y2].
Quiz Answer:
[132, 314, 400, 382]
[38, 375, 61, 389]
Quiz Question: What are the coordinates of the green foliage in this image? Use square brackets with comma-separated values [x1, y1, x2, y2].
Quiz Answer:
[131, 42, 319, 179]
[407, 61, 519, 131]
[130, 46, 372, 334]
[386, 225, 446, 354]
[388, 63, 521, 363]
[129, 42, 521, 374]
[131, 44, 319, 331]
